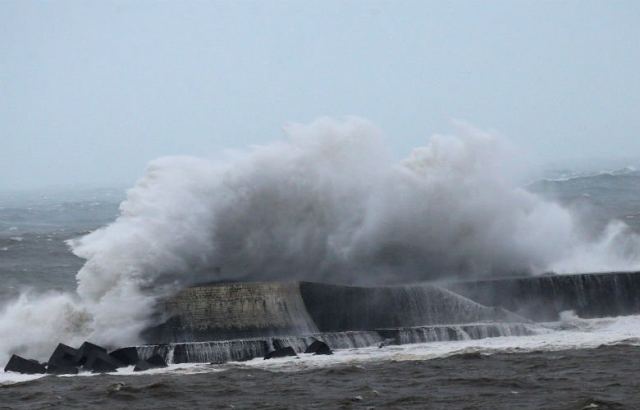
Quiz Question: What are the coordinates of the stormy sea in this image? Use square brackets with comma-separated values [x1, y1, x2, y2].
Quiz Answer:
[2, 120, 640, 409]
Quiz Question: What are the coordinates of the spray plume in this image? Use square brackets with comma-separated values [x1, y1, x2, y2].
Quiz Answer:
[1, 117, 638, 363]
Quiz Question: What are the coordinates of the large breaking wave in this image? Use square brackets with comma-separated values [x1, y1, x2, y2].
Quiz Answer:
[1, 117, 639, 363]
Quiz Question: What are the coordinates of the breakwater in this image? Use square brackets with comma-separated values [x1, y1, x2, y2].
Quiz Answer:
[137, 271, 640, 365]
[144, 281, 521, 344]
[144, 282, 318, 343]
[445, 271, 640, 321]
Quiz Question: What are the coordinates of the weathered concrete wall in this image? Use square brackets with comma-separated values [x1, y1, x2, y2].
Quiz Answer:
[144, 281, 518, 343]
[144, 272, 640, 344]
[444, 271, 640, 321]
[298, 282, 519, 332]
[144, 282, 318, 343]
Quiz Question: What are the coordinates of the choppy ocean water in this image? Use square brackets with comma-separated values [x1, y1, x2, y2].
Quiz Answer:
[2, 170, 640, 408]
[0, 188, 122, 301]
[3, 315, 640, 409]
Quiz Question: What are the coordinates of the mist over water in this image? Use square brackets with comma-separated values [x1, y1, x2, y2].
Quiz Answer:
[1, 117, 639, 364]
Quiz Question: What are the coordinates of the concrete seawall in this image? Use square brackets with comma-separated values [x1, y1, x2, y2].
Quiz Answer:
[298, 282, 517, 332]
[144, 282, 318, 343]
[444, 271, 640, 321]
[136, 271, 640, 364]
[144, 271, 640, 345]
[144, 281, 519, 344]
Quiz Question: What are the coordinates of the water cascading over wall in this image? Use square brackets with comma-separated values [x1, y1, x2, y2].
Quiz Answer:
[444, 271, 640, 321]
[138, 323, 537, 364]
[297, 282, 519, 331]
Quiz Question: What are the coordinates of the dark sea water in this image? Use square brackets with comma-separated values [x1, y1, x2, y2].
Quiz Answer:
[2, 171, 640, 409]
[2, 344, 638, 409]
[529, 169, 640, 234]
[0, 188, 122, 301]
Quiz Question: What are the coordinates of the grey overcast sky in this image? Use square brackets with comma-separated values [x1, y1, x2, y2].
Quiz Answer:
[1, 0, 639, 190]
